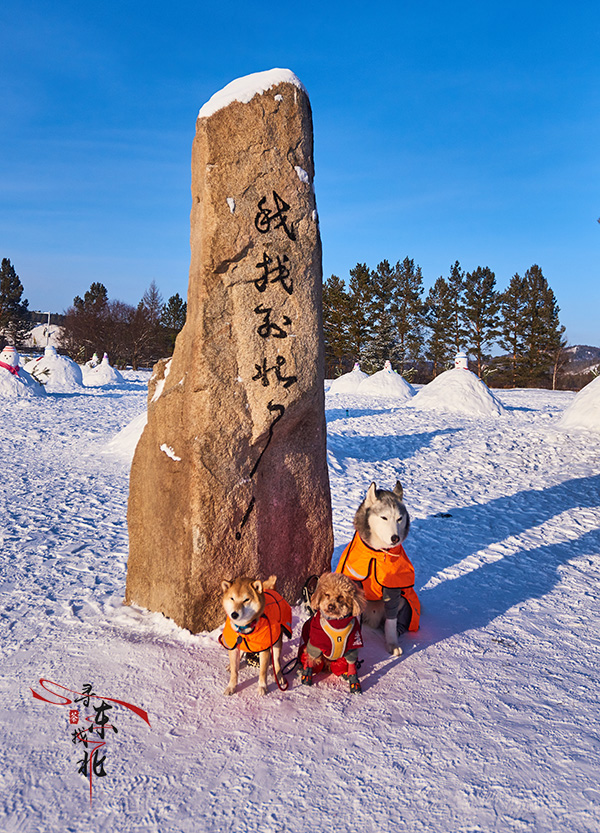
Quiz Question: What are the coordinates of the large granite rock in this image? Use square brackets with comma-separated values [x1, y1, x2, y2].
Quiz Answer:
[126, 69, 333, 632]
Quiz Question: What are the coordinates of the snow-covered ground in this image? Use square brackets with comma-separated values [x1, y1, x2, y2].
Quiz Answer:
[1, 375, 600, 832]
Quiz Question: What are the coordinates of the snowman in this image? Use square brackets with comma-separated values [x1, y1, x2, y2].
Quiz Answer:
[0, 345, 20, 376]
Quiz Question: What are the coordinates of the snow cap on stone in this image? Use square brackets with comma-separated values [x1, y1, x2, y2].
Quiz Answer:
[412, 367, 505, 416]
[558, 375, 600, 432]
[198, 68, 306, 119]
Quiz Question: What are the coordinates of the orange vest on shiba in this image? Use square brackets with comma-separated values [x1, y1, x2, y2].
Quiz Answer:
[336, 532, 420, 631]
[219, 590, 292, 653]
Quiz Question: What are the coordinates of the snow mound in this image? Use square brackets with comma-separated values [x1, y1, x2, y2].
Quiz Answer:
[357, 361, 415, 400]
[83, 353, 125, 387]
[0, 364, 46, 398]
[198, 68, 305, 119]
[412, 368, 505, 416]
[22, 323, 63, 349]
[558, 375, 600, 432]
[103, 411, 147, 461]
[328, 362, 368, 394]
[23, 345, 84, 393]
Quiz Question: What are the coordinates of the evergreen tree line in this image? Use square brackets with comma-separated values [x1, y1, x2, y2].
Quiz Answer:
[0, 258, 187, 369]
[323, 258, 567, 388]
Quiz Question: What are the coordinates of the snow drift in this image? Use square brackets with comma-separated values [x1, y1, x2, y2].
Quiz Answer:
[412, 367, 505, 416]
[558, 374, 600, 432]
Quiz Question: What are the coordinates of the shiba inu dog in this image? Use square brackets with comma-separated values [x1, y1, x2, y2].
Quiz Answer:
[219, 575, 292, 696]
[336, 481, 420, 656]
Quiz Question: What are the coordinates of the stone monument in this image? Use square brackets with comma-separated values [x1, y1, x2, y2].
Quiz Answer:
[126, 69, 333, 632]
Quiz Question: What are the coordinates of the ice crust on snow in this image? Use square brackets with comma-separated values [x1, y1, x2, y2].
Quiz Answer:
[198, 68, 306, 119]
[558, 374, 600, 431]
[412, 367, 505, 416]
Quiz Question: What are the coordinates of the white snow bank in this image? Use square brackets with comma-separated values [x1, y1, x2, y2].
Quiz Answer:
[328, 362, 368, 394]
[412, 367, 505, 416]
[23, 345, 83, 393]
[357, 361, 415, 400]
[558, 375, 600, 432]
[198, 68, 305, 118]
[82, 353, 124, 387]
[103, 411, 147, 462]
[0, 363, 46, 398]
[22, 323, 63, 349]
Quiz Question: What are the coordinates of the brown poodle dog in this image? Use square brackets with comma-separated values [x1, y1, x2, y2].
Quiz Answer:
[300, 573, 365, 694]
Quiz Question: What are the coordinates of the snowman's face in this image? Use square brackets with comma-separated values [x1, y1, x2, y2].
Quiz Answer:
[0, 346, 18, 367]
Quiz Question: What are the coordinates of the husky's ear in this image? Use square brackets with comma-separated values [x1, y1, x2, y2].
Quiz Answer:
[263, 575, 277, 590]
[221, 580, 232, 593]
[393, 481, 404, 501]
[365, 482, 378, 506]
[251, 579, 264, 596]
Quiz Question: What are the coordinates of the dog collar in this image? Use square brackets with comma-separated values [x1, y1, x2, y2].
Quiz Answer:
[230, 617, 259, 634]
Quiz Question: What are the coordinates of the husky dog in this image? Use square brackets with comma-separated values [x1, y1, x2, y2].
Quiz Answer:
[219, 575, 292, 696]
[355, 481, 410, 551]
[337, 481, 420, 656]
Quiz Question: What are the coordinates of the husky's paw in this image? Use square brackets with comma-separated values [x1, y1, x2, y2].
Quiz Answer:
[384, 619, 403, 657]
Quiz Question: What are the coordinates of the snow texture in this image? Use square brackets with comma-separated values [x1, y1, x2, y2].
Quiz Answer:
[412, 367, 506, 416]
[2, 375, 600, 832]
[558, 374, 600, 432]
[198, 69, 306, 119]
[23, 345, 84, 393]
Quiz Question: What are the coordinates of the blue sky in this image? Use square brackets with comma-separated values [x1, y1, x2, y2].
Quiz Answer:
[1, 1, 598, 345]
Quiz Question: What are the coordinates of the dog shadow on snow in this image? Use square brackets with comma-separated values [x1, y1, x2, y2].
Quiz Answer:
[355, 473, 600, 684]
[412, 473, 600, 648]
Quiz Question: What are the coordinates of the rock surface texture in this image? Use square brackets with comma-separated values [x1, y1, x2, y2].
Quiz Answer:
[126, 70, 333, 632]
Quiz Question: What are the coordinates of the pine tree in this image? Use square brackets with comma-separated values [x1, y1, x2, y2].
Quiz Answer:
[347, 263, 376, 370]
[393, 256, 425, 375]
[447, 260, 467, 354]
[0, 258, 30, 346]
[360, 260, 398, 373]
[424, 276, 454, 377]
[463, 266, 500, 377]
[498, 273, 527, 387]
[61, 283, 110, 361]
[322, 275, 352, 376]
[521, 265, 565, 386]
[161, 293, 187, 355]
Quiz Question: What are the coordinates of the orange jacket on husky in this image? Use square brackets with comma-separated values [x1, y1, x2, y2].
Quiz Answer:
[219, 590, 293, 653]
[336, 532, 420, 631]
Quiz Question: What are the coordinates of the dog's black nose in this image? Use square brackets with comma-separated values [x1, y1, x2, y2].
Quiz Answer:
[231, 611, 239, 619]
[391, 534, 399, 544]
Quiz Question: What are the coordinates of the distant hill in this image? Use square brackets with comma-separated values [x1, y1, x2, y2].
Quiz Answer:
[563, 344, 600, 376]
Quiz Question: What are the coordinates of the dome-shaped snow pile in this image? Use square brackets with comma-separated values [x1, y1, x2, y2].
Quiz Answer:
[412, 368, 505, 416]
[0, 345, 46, 398]
[83, 353, 124, 387]
[24, 345, 84, 393]
[357, 361, 415, 401]
[558, 376, 600, 432]
[328, 362, 368, 394]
